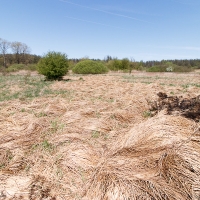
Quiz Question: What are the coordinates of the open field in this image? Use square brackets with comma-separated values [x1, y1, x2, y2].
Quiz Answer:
[1, 71, 200, 199]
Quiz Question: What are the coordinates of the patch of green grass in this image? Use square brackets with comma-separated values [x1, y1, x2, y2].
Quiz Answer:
[141, 81, 152, 84]
[107, 98, 114, 103]
[91, 130, 100, 138]
[182, 83, 200, 88]
[34, 112, 47, 117]
[79, 77, 84, 81]
[143, 110, 152, 118]
[182, 84, 190, 89]
[0, 74, 73, 102]
[169, 84, 175, 86]
[21, 108, 26, 112]
[50, 120, 65, 134]
[41, 140, 54, 152]
[32, 140, 54, 153]
[0, 164, 5, 169]
[110, 114, 116, 119]
[103, 134, 109, 140]
[181, 84, 192, 92]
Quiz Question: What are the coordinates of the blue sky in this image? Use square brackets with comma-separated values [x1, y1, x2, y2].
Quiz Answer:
[0, 0, 200, 61]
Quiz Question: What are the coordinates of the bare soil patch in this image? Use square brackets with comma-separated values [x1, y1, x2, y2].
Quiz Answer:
[0, 72, 200, 199]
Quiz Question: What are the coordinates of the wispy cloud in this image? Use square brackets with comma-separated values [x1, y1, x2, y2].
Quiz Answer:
[59, 0, 152, 24]
[64, 16, 129, 30]
[97, 5, 161, 17]
[149, 45, 200, 51]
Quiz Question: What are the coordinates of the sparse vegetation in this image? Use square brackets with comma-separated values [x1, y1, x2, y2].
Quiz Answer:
[0, 74, 71, 101]
[91, 130, 100, 138]
[143, 110, 152, 118]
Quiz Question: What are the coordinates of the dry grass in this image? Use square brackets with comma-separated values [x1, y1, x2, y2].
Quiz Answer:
[0, 71, 200, 199]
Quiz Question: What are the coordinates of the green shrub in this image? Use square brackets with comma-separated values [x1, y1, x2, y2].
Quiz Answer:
[6, 64, 25, 72]
[106, 59, 122, 71]
[4, 64, 37, 72]
[121, 58, 130, 70]
[146, 66, 166, 72]
[68, 60, 76, 70]
[72, 60, 108, 74]
[26, 64, 37, 71]
[37, 51, 69, 80]
[173, 66, 193, 72]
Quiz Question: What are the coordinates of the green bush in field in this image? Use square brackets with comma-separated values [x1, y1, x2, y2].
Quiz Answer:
[72, 60, 108, 74]
[146, 66, 166, 72]
[173, 65, 193, 72]
[6, 64, 25, 72]
[107, 59, 122, 71]
[37, 51, 69, 80]
[121, 58, 130, 70]
[26, 64, 37, 71]
[4, 64, 37, 72]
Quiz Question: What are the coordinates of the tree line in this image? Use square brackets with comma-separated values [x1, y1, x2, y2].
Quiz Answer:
[70, 56, 200, 69]
[0, 38, 41, 67]
[1, 37, 199, 71]
[142, 59, 200, 68]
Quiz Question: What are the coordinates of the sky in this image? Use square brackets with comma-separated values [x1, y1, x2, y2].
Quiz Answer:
[0, 0, 200, 61]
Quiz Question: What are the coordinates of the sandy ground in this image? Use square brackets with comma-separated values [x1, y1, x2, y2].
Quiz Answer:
[0, 71, 200, 199]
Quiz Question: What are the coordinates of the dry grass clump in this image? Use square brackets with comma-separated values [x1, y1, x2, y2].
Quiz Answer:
[84, 113, 200, 199]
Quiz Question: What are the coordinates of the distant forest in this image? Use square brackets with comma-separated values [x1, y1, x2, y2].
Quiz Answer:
[143, 59, 200, 68]
[68, 57, 200, 68]
[1, 54, 200, 68]
[0, 53, 41, 66]
[1, 38, 200, 72]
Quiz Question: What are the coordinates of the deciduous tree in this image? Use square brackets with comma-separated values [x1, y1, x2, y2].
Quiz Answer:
[0, 38, 10, 67]
[11, 42, 30, 64]
[11, 41, 23, 64]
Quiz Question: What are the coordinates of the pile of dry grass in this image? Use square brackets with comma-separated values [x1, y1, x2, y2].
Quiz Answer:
[84, 113, 200, 199]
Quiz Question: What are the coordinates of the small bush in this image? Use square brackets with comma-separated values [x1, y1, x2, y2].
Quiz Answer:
[37, 51, 69, 80]
[6, 64, 25, 72]
[121, 58, 130, 70]
[26, 64, 37, 71]
[146, 66, 166, 72]
[72, 60, 108, 74]
[3, 64, 37, 72]
[106, 59, 122, 71]
[173, 65, 193, 72]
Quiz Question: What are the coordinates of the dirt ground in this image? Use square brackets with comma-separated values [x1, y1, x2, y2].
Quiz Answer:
[0, 71, 200, 199]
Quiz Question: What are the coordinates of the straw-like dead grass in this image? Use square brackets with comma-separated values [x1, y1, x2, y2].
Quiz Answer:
[85, 113, 200, 199]
[0, 71, 200, 199]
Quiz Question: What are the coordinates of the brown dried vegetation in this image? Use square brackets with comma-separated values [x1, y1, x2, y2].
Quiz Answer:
[0, 71, 200, 199]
